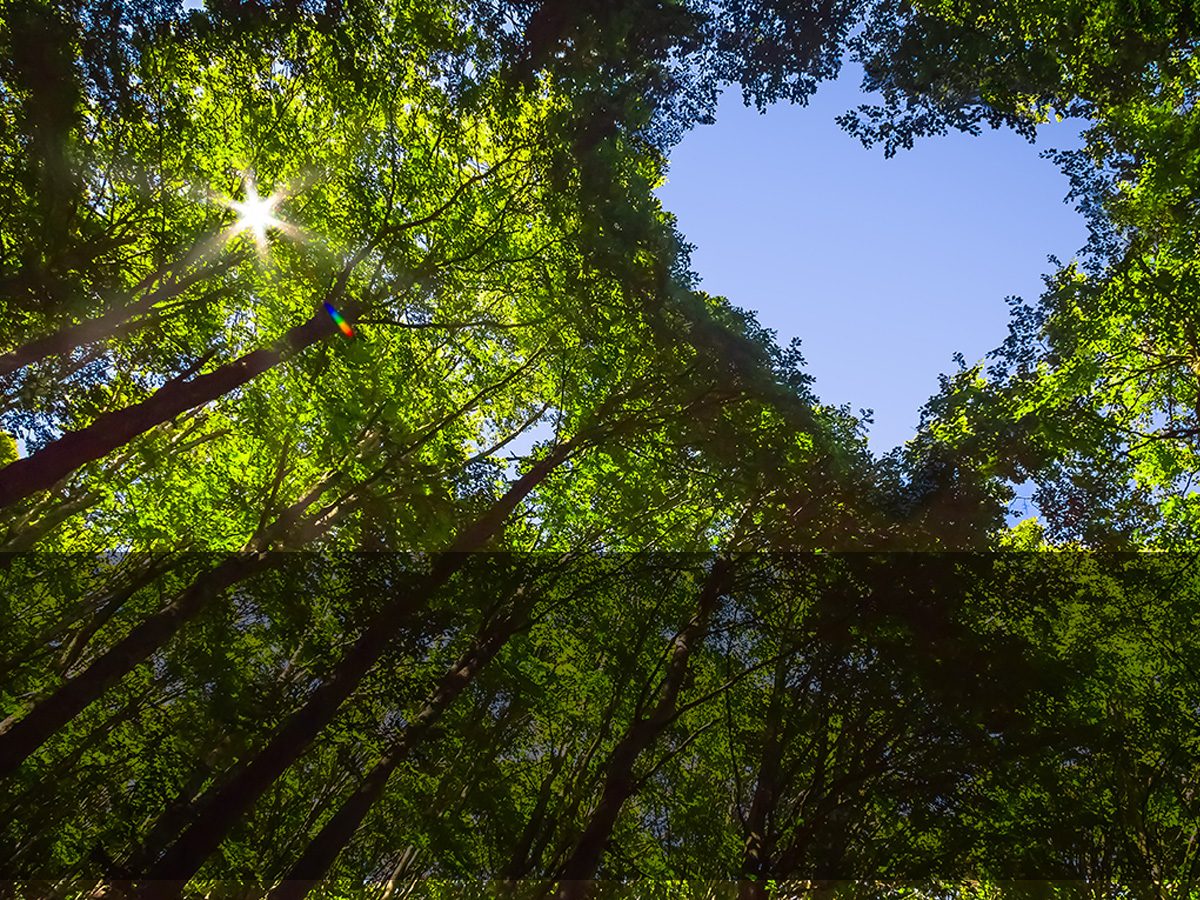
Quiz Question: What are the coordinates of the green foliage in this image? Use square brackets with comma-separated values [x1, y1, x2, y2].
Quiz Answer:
[5, 1, 1200, 898]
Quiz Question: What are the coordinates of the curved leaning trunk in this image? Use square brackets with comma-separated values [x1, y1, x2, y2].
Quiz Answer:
[0, 309, 339, 510]
[553, 557, 734, 900]
[135, 434, 586, 900]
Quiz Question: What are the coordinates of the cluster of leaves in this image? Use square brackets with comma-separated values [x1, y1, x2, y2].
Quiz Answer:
[830, 0, 1200, 547]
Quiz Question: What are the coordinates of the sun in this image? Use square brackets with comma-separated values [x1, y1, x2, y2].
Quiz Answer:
[228, 178, 283, 249]
[203, 172, 306, 262]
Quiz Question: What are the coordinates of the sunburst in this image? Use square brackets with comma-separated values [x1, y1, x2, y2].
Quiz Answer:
[216, 174, 296, 255]
[231, 180, 282, 246]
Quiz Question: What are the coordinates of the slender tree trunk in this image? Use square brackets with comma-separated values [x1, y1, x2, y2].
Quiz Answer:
[737, 653, 792, 900]
[553, 557, 733, 900]
[121, 732, 243, 874]
[0, 488, 102, 550]
[266, 604, 526, 900]
[0, 427, 399, 781]
[539, 636, 663, 877]
[378, 845, 419, 900]
[0, 254, 242, 378]
[0, 553, 184, 680]
[0, 684, 155, 851]
[136, 434, 586, 900]
[0, 552, 281, 781]
[502, 752, 570, 885]
[52, 555, 198, 678]
[119, 638, 314, 878]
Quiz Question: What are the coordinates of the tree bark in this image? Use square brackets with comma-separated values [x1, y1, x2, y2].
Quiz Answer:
[0, 553, 185, 680]
[0, 144, 527, 509]
[0, 254, 242, 378]
[0, 552, 281, 781]
[0, 684, 155, 860]
[148, 744, 239, 851]
[136, 434, 586, 899]
[266, 603, 526, 900]
[120, 638, 316, 879]
[737, 653, 793, 900]
[0, 308, 341, 510]
[0, 487, 102, 550]
[502, 752, 570, 885]
[553, 557, 733, 900]
[0, 420, 410, 781]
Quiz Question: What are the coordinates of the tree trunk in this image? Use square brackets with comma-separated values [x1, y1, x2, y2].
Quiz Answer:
[0, 439, 396, 781]
[0, 254, 242, 378]
[0, 308, 339, 510]
[121, 733, 244, 875]
[120, 638, 317, 877]
[553, 557, 733, 900]
[502, 752, 570, 885]
[0, 684, 155, 857]
[0, 145, 525, 511]
[53, 555, 200, 678]
[266, 604, 526, 900]
[136, 434, 585, 899]
[0, 553, 185, 681]
[0, 551, 281, 781]
[737, 653, 792, 900]
[0, 488, 102, 550]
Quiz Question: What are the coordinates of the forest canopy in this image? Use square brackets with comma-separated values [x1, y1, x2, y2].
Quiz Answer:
[2, 0, 1200, 899]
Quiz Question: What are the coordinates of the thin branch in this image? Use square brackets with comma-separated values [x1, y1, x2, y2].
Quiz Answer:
[631, 718, 722, 793]
[356, 317, 547, 331]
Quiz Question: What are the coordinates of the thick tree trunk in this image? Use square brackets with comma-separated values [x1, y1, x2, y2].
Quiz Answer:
[266, 605, 526, 900]
[553, 557, 733, 900]
[0, 552, 280, 781]
[0, 308, 338, 510]
[136, 435, 585, 899]
[0, 149, 522, 511]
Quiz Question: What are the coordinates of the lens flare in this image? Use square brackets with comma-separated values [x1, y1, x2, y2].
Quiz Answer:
[324, 302, 354, 338]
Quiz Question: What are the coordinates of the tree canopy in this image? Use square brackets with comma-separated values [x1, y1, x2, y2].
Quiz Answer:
[3, 0, 1200, 899]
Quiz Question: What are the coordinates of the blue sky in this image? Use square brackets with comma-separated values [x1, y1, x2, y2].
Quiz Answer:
[656, 61, 1092, 466]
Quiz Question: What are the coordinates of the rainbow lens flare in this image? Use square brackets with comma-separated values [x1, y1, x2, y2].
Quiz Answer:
[324, 302, 354, 338]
